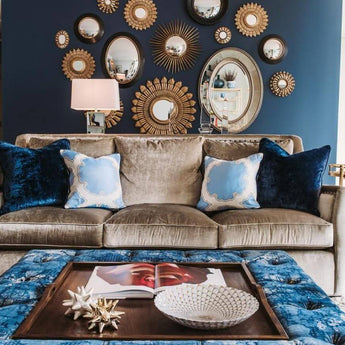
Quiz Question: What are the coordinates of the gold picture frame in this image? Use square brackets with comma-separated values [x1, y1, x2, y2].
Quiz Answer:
[151, 20, 200, 73]
[235, 3, 268, 37]
[215, 27, 232, 44]
[97, 0, 119, 13]
[62, 49, 96, 80]
[132, 77, 196, 134]
[270, 71, 295, 97]
[55, 30, 70, 49]
[124, 0, 158, 30]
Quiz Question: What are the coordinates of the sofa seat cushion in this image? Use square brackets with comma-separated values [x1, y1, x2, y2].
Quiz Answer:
[104, 204, 218, 248]
[0, 207, 113, 248]
[213, 208, 333, 249]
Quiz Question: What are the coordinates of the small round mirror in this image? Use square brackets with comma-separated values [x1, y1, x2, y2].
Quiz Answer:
[245, 14, 257, 26]
[278, 79, 287, 89]
[72, 59, 86, 72]
[187, 0, 228, 25]
[74, 14, 104, 44]
[259, 35, 287, 64]
[134, 7, 147, 19]
[165, 36, 187, 57]
[151, 98, 176, 121]
[105, 0, 111, 4]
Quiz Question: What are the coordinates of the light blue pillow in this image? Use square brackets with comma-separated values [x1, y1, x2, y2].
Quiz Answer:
[60, 150, 125, 210]
[197, 154, 263, 212]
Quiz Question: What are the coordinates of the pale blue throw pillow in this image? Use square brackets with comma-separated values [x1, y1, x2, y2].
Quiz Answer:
[60, 150, 125, 210]
[197, 154, 263, 212]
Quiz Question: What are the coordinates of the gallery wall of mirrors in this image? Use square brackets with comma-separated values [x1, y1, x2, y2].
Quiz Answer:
[55, 0, 294, 133]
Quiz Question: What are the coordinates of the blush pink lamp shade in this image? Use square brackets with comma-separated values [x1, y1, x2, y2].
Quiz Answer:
[71, 79, 120, 111]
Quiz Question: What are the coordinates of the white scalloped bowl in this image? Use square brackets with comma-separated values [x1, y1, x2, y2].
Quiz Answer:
[154, 284, 259, 330]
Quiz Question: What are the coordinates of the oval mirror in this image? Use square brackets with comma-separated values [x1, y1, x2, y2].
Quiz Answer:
[165, 36, 187, 57]
[259, 35, 288, 64]
[150, 98, 177, 122]
[198, 47, 263, 133]
[187, 0, 228, 25]
[55, 30, 70, 49]
[74, 14, 104, 44]
[102, 32, 144, 88]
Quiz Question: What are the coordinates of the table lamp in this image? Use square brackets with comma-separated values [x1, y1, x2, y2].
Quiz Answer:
[71, 79, 120, 134]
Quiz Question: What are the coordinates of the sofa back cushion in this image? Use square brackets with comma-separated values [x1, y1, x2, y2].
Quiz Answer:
[114, 136, 204, 206]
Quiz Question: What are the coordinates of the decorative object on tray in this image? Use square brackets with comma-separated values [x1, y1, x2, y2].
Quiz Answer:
[62, 49, 96, 80]
[329, 164, 345, 186]
[150, 20, 200, 73]
[74, 13, 104, 44]
[235, 3, 268, 37]
[84, 298, 125, 333]
[102, 32, 144, 87]
[132, 77, 196, 134]
[55, 30, 69, 49]
[258, 34, 287, 64]
[124, 0, 158, 30]
[97, 0, 119, 13]
[63, 286, 96, 320]
[154, 284, 259, 330]
[215, 27, 231, 44]
[270, 71, 295, 97]
[186, 0, 228, 25]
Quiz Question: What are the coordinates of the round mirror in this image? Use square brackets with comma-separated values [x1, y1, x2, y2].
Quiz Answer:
[245, 14, 257, 26]
[62, 49, 96, 80]
[55, 30, 69, 49]
[135, 7, 147, 19]
[187, 0, 228, 25]
[151, 98, 177, 121]
[278, 79, 287, 89]
[198, 47, 263, 133]
[165, 36, 187, 57]
[215, 26, 231, 44]
[102, 32, 144, 88]
[259, 35, 287, 64]
[72, 60, 86, 72]
[74, 14, 104, 44]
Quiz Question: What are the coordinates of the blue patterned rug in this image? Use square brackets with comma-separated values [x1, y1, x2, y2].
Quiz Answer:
[0, 249, 344, 345]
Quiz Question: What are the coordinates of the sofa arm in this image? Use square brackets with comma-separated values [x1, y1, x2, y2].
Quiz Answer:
[321, 185, 345, 295]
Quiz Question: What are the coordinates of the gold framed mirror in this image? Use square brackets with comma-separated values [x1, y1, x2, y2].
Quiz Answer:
[124, 0, 157, 30]
[215, 27, 231, 44]
[151, 20, 200, 73]
[62, 49, 96, 80]
[235, 3, 268, 37]
[198, 47, 263, 133]
[270, 71, 295, 97]
[85, 101, 124, 128]
[97, 0, 119, 13]
[132, 77, 196, 134]
[55, 30, 70, 49]
[74, 13, 104, 44]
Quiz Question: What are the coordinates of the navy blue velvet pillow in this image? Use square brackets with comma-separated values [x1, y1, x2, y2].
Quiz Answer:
[0, 139, 70, 215]
[257, 138, 330, 215]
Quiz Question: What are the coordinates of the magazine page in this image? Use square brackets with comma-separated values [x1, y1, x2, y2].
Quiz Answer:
[85, 263, 156, 299]
[155, 263, 226, 292]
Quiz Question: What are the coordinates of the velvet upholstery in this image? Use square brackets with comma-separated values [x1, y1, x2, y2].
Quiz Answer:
[257, 138, 330, 215]
[0, 139, 70, 215]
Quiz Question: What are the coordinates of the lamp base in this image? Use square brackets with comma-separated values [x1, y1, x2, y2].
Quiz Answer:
[86, 111, 106, 134]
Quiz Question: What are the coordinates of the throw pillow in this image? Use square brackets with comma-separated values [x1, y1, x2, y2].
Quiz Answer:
[0, 139, 70, 215]
[257, 138, 331, 215]
[197, 153, 263, 212]
[60, 150, 125, 210]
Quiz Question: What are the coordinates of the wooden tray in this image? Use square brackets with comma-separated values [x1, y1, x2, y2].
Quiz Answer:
[13, 262, 288, 340]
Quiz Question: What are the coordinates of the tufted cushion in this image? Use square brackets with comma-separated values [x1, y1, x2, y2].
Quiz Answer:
[104, 204, 218, 248]
[213, 208, 333, 249]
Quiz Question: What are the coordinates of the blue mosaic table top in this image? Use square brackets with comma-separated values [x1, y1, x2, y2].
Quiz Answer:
[0, 249, 344, 345]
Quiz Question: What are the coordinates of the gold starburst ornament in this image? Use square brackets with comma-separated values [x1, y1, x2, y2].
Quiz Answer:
[62, 49, 96, 80]
[97, 0, 119, 13]
[124, 0, 157, 30]
[270, 71, 295, 97]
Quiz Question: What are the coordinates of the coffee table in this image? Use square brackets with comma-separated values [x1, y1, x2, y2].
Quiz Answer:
[0, 249, 344, 345]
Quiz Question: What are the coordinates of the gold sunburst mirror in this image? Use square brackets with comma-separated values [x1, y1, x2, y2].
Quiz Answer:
[270, 71, 295, 97]
[151, 21, 200, 73]
[124, 0, 157, 30]
[132, 77, 196, 134]
[85, 101, 124, 128]
[235, 3, 268, 37]
[55, 30, 70, 49]
[215, 27, 231, 44]
[62, 49, 96, 80]
[97, 0, 119, 13]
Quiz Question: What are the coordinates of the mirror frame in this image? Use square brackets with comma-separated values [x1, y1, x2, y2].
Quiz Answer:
[124, 0, 158, 30]
[55, 30, 70, 49]
[186, 0, 228, 25]
[258, 35, 287, 64]
[270, 71, 295, 97]
[198, 47, 263, 133]
[74, 13, 104, 44]
[62, 48, 96, 80]
[102, 32, 145, 88]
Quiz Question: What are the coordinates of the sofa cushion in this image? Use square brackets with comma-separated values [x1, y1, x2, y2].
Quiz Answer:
[0, 207, 113, 248]
[114, 136, 203, 206]
[104, 204, 218, 248]
[213, 208, 333, 249]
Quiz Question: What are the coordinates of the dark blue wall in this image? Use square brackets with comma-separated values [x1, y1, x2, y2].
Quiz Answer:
[2, 0, 343, 183]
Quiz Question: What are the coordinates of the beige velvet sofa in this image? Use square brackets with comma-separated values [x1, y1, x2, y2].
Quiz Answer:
[0, 133, 343, 297]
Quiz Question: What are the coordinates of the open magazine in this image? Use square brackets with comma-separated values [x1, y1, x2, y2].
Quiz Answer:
[85, 263, 226, 299]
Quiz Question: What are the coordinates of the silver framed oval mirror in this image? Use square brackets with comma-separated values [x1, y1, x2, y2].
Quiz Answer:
[198, 47, 263, 133]
[74, 13, 104, 44]
[102, 32, 144, 88]
[259, 35, 287, 64]
[187, 0, 228, 25]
